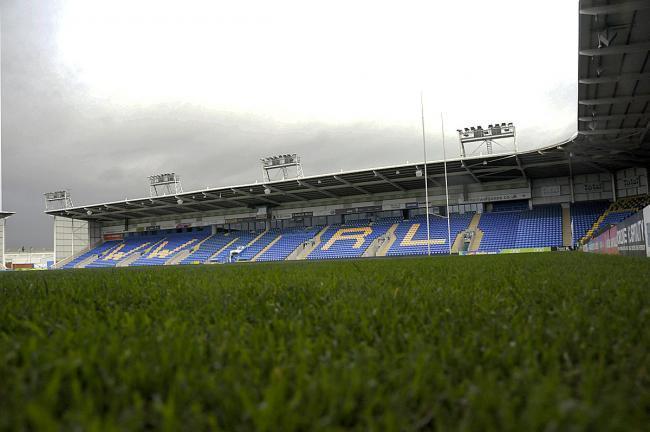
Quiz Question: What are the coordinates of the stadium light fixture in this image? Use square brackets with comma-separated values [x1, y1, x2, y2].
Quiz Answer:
[457, 122, 517, 157]
[176, 198, 184, 205]
[261, 153, 304, 182]
[44, 190, 74, 211]
[264, 187, 272, 195]
[415, 167, 423, 177]
[149, 173, 183, 197]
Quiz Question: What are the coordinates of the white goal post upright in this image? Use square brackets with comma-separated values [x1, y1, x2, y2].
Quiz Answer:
[420, 92, 431, 256]
[441, 112, 452, 255]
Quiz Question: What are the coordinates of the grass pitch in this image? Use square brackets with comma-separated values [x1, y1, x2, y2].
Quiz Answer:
[1, 253, 649, 431]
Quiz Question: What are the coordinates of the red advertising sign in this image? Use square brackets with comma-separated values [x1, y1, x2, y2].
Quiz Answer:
[103, 233, 124, 241]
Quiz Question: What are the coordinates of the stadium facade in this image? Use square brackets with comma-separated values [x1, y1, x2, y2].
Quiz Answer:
[45, 1, 650, 268]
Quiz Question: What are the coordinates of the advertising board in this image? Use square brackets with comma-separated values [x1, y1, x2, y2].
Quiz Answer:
[583, 225, 618, 255]
[644, 205, 650, 258]
[615, 212, 646, 257]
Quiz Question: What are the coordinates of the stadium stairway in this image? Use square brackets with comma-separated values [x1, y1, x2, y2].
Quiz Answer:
[307, 222, 393, 260]
[85, 238, 159, 268]
[252, 235, 282, 261]
[466, 213, 484, 252]
[208, 237, 241, 263]
[234, 230, 277, 262]
[167, 232, 217, 265]
[179, 233, 233, 265]
[62, 241, 120, 269]
[362, 223, 399, 257]
[254, 226, 322, 262]
[374, 224, 399, 257]
[387, 214, 474, 256]
[580, 195, 649, 244]
[287, 225, 329, 260]
[130, 233, 207, 267]
[562, 206, 572, 247]
[468, 229, 483, 252]
[119, 238, 170, 267]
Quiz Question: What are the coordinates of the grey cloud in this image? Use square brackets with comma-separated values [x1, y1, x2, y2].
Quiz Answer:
[1, 0, 577, 249]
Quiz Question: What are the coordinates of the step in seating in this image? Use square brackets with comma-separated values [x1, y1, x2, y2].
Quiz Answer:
[234, 230, 280, 262]
[570, 201, 609, 245]
[255, 226, 322, 262]
[210, 233, 257, 263]
[180, 233, 234, 265]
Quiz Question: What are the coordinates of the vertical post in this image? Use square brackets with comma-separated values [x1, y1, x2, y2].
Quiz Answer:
[513, 126, 519, 154]
[568, 153, 575, 204]
[71, 218, 75, 258]
[611, 172, 617, 202]
[420, 92, 431, 256]
[441, 113, 452, 254]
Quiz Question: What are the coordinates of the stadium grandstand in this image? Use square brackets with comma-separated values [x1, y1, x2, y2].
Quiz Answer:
[46, 0, 650, 268]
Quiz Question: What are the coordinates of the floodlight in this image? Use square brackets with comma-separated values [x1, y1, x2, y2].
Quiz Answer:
[396, 170, 400, 175]
[415, 168, 423, 177]
[86, 210, 93, 215]
[264, 187, 271, 195]
[177, 199, 184, 205]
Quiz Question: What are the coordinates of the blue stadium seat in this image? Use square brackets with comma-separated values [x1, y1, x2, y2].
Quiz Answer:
[478, 205, 562, 252]
[570, 201, 609, 244]
[387, 213, 474, 256]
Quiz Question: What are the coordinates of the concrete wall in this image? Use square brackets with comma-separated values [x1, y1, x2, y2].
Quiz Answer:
[54, 216, 89, 263]
[616, 167, 648, 198]
[531, 177, 572, 205]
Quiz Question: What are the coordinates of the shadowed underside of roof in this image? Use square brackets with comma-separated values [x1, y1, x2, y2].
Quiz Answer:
[577, 0, 650, 162]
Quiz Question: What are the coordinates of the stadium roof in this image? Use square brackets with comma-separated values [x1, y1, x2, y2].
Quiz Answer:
[44, 141, 606, 222]
[576, 0, 650, 163]
[0, 212, 14, 219]
[46, 1, 650, 222]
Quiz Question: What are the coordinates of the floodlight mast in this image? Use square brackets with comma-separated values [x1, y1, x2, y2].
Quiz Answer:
[457, 123, 517, 157]
[43, 190, 74, 211]
[261, 154, 304, 182]
[148, 173, 183, 197]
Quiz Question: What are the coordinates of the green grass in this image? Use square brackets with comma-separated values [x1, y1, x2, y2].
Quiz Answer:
[1, 254, 649, 431]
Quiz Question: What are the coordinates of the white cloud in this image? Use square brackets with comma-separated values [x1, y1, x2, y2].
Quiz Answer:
[56, 0, 578, 130]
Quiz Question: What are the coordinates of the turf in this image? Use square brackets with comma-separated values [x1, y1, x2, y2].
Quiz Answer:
[0, 253, 649, 431]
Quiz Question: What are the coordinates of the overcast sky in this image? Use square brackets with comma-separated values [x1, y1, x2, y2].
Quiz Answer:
[2, 0, 578, 249]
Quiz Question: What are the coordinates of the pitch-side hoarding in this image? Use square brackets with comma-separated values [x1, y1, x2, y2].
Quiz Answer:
[644, 205, 650, 258]
[615, 212, 646, 257]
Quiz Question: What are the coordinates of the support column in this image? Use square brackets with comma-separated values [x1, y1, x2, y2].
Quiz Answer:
[0, 219, 5, 270]
[568, 155, 575, 203]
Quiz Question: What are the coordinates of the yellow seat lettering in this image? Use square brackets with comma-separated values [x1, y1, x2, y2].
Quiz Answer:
[322, 227, 373, 250]
[400, 224, 446, 246]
